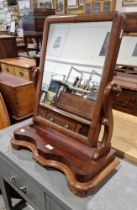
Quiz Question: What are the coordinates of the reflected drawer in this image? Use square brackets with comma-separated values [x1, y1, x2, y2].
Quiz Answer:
[112, 89, 137, 108]
[45, 112, 76, 131]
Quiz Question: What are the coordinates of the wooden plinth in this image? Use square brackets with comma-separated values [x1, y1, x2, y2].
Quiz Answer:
[11, 124, 119, 196]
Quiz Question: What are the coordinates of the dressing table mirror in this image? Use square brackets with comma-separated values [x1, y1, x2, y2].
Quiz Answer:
[11, 12, 125, 196]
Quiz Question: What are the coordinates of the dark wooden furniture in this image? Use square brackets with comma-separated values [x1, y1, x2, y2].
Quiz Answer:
[112, 64, 137, 116]
[0, 35, 18, 59]
[11, 12, 125, 196]
[0, 35, 37, 82]
[123, 12, 137, 34]
[0, 57, 36, 80]
[112, 13, 137, 116]
[21, 8, 55, 53]
[0, 73, 35, 120]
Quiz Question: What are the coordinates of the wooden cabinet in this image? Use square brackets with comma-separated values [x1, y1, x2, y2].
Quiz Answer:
[21, 8, 55, 33]
[0, 57, 36, 80]
[0, 35, 18, 59]
[85, 0, 116, 13]
[92, 0, 116, 12]
[1, 63, 15, 75]
[124, 12, 137, 33]
[21, 8, 55, 53]
[112, 71, 137, 116]
[0, 73, 35, 120]
[112, 89, 137, 116]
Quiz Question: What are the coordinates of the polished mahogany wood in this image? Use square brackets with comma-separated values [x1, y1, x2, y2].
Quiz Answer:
[112, 67, 137, 116]
[11, 12, 125, 196]
[124, 12, 137, 33]
[112, 13, 137, 115]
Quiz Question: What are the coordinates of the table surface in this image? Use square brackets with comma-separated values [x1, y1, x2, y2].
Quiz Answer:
[0, 119, 137, 210]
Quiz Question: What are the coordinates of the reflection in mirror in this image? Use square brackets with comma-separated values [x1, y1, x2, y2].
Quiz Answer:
[38, 21, 112, 136]
[117, 35, 137, 65]
[115, 35, 137, 75]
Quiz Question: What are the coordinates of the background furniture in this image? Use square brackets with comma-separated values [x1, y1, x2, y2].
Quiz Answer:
[0, 36, 18, 59]
[112, 13, 137, 116]
[21, 8, 55, 53]
[0, 35, 36, 81]
[84, 0, 116, 14]
[0, 57, 36, 80]
[0, 73, 35, 121]
[112, 67, 137, 116]
[0, 93, 10, 129]
[0, 119, 137, 210]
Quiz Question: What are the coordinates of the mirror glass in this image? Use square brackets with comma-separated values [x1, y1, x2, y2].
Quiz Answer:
[117, 35, 137, 65]
[38, 21, 112, 136]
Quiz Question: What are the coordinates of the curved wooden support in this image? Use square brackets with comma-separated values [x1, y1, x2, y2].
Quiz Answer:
[93, 82, 122, 160]
[11, 136, 119, 197]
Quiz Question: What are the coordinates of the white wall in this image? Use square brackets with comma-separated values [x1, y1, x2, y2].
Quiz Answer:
[116, 0, 137, 12]
[115, 0, 137, 65]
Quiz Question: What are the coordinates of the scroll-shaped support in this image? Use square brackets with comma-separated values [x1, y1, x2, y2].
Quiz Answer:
[93, 82, 122, 160]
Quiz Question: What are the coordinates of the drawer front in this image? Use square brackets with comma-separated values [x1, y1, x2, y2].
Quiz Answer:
[45, 194, 67, 210]
[112, 90, 137, 108]
[45, 112, 76, 131]
[14, 67, 30, 80]
[1, 64, 15, 75]
[0, 158, 45, 210]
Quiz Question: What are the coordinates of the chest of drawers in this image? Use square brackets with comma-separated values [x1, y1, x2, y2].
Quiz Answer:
[0, 57, 36, 81]
[0, 73, 35, 120]
[112, 73, 137, 116]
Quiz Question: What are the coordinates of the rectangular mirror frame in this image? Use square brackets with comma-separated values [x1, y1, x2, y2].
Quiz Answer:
[34, 12, 125, 146]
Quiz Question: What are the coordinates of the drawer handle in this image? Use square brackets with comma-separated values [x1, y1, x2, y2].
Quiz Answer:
[6, 68, 9, 72]
[49, 117, 54, 122]
[64, 124, 69, 129]
[19, 72, 24, 77]
[10, 176, 26, 194]
[130, 97, 136, 104]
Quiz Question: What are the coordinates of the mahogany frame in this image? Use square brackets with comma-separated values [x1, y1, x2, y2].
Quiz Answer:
[11, 12, 125, 196]
[34, 12, 125, 145]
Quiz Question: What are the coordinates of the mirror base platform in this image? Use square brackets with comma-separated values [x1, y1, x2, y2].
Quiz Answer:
[11, 123, 120, 197]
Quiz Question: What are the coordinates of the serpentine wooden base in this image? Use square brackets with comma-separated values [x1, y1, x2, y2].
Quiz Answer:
[11, 124, 120, 196]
